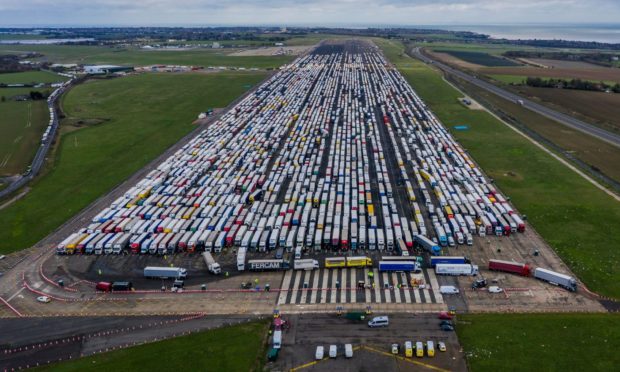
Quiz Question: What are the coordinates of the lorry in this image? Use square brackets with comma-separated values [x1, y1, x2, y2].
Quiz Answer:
[435, 264, 479, 276]
[533, 267, 577, 292]
[346, 256, 373, 268]
[202, 251, 222, 274]
[143, 266, 187, 279]
[414, 235, 441, 255]
[248, 259, 290, 272]
[488, 259, 531, 277]
[430, 256, 469, 267]
[293, 259, 319, 270]
[378, 261, 420, 272]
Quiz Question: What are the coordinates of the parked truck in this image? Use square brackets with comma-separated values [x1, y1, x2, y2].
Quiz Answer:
[378, 261, 420, 272]
[435, 263, 479, 276]
[143, 266, 187, 279]
[414, 235, 441, 255]
[294, 259, 319, 270]
[488, 259, 531, 277]
[248, 259, 290, 272]
[430, 256, 469, 267]
[202, 252, 222, 274]
[534, 268, 577, 292]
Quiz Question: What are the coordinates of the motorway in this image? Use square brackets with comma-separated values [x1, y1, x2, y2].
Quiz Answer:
[411, 47, 620, 149]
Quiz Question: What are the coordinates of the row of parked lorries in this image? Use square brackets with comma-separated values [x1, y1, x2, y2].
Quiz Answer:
[56, 44, 527, 273]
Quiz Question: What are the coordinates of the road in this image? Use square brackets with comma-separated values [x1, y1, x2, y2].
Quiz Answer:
[410, 47, 620, 149]
[0, 78, 73, 200]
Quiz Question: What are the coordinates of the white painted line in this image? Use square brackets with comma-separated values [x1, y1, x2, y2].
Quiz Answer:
[350, 268, 356, 303]
[7, 287, 26, 302]
[310, 270, 319, 304]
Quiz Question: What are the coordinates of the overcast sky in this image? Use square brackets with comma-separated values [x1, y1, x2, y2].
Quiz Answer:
[0, 0, 619, 27]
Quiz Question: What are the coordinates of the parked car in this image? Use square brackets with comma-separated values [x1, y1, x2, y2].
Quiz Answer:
[439, 285, 459, 294]
[391, 343, 399, 354]
[488, 286, 503, 293]
[438, 341, 447, 352]
[438, 311, 453, 320]
[440, 324, 454, 331]
[36, 296, 51, 303]
[345, 344, 353, 358]
[472, 278, 487, 289]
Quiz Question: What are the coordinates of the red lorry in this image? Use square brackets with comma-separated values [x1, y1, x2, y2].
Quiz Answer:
[488, 259, 531, 276]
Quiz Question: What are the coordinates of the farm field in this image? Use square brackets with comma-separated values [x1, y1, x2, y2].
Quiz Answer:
[479, 65, 620, 83]
[0, 87, 53, 98]
[456, 313, 620, 372]
[0, 70, 68, 84]
[0, 100, 49, 176]
[516, 86, 620, 133]
[36, 320, 269, 372]
[0, 71, 267, 254]
[0, 44, 294, 68]
[375, 38, 620, 299]
[488, 74, 617, 86]
[439, 50, 520, 66]
[457, 78, 620, 182]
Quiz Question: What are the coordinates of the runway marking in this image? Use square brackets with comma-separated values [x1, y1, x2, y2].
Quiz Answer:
[362, 345, 450, 372]
[7, 287, 26, 302]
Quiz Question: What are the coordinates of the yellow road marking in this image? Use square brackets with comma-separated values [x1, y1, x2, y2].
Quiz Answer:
[362, 345, 450, 372]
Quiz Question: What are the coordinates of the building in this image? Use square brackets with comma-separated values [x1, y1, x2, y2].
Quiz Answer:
[83, 65, 133, 75]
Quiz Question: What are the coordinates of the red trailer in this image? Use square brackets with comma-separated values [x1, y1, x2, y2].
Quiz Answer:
[96, 282, 112, 292]
[488, 259, 531, 276]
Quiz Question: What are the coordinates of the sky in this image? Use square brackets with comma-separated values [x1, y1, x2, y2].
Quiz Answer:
[0, 0, 619, 27]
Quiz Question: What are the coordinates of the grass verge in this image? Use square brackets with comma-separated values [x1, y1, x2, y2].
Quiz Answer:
[36, 320, 270, 372]
[375, 38, 620, 299]
[456, 313, 620, 372]
[0, 71, 266, 254]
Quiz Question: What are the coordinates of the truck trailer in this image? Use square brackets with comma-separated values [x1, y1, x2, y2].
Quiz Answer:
[435, 263, 479, 276]
[414, 235, 441, 255]
[248, 259, 290, 271]
[533, 268, 577, 292]
[430, 256, 469, 267]
[378, 261, 420, 272]
[143, 266, 187, 279]
[488, 259, 531, 276]
[293, 259, 319, 270]
[202, 252, 222, 274]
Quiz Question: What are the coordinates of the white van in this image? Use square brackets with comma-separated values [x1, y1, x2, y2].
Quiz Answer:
[315, 346, 324, 360]
[329, 344, 337, 358]
[294, 245, 302, 260]
[367, 316, 389, 328]
[273, 330, 282, 349]
[345, 344, 353, 358]
[439, 285, 460, 294]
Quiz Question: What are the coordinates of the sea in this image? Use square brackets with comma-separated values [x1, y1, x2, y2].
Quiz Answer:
[422, 24, 620, 44]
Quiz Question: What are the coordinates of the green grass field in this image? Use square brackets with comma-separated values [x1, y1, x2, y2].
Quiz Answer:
[0, 71, 266, 254]
[0, 44, 293, 68]
[457, 313, 620, 372]
[375, 38, 620, 299]
[0, 100, 49, 175]
[440, 50, 520, 67]
[0, 70, 68, 84]
[37, 320, 269, 372]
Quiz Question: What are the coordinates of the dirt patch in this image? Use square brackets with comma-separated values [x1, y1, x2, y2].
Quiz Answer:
[427, 50, 484, 70]
[229, 46, 311, 57]
[459, 96, 484, 110]
[515, 86, 620, 133]
[527, 58, 608, 70]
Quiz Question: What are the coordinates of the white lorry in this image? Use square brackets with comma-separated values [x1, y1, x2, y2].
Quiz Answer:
[202, 251, 222, 275]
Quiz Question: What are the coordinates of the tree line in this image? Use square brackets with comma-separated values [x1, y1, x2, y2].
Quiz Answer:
[525, 77, 620, 93]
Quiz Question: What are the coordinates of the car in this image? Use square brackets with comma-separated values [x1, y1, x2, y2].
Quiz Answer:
[36, 296, 51, 303]
[439, 285, 459, 294]
[439, 320, 453, 327]
[488, 286, 504, 293]
[0, 255, 6, 260]
[438, 341, 447, 352]
[391, 343, 399, 354]
[329, 344, 337, 358]
[472, 278, 487, 289]
[315, 346, 324, 360]
[438, 311, 453, 320]
[440, 324, 454, 332]
[344, 343, 353, 358]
